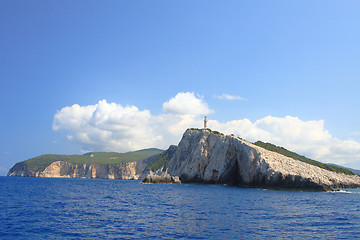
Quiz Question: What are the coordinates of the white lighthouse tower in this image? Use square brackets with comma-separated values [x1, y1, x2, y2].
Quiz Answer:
[204, 116, 208, 129]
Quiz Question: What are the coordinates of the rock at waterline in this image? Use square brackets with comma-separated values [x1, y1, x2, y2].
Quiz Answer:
[142, 172, 181, 184]
[166, 129, 360, 191]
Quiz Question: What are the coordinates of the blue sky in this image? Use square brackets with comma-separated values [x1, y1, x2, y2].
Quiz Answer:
[1, 1, 360, 175]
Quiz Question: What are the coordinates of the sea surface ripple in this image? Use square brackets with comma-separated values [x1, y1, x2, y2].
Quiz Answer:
[1, 177, 360, 239]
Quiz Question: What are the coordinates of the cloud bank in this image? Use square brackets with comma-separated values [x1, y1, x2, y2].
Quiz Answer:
[209, 116, 360, 165]
[163, 92, 213, 115]
[53, 92, 209, 152]
[53, 100, 161, 151]
[53, 92, 360, 166]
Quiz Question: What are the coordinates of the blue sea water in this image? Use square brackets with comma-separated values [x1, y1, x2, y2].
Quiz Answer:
[1, 177, 360, 239]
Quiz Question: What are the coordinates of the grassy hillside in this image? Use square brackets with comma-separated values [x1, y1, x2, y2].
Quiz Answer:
[254, 141, 354, 175]
[145, 145, 177, 172]
[188, 128, 225, 136]
[23, 148, 163, 172]
[327, 163, 360, 175]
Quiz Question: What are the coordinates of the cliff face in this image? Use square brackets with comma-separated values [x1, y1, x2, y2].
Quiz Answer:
[8, 161, 141, 179]
[168, 129, 360, 190]
[8, 162, 36, 177]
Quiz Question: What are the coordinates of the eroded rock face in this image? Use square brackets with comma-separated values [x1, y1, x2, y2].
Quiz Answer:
[7, 162, 35, 177]
[168, 130, 360, 190]
[7, 148, 174, 180]
[142, 172, 181, 184]
[8, 161, 140, 179]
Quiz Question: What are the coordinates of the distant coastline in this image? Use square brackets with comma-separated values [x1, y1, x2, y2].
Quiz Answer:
[8, 129, 360, 191]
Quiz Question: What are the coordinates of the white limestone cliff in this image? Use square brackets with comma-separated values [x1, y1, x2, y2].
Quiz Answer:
[8, 161, 140, 180]
[167, 129, 360, 190]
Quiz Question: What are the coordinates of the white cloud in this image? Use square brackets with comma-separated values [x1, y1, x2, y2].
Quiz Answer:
[53, 92, 360, 167]
[163, 92, 213, 115]
[208, 116, 360, 166]
[214, 93, 244, 101]
[53, 93, 208, 152]
[53, 100, 164, 152]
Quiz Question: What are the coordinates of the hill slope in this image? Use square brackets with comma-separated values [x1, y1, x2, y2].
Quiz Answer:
[9, 148, 163, 174]
[145, 145, 178, 172]
[253, 141, 354, 175]
[327, 163, 360, 175]
[167, 129, 360, 190]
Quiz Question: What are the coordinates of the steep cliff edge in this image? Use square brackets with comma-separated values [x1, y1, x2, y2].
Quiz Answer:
[7, 148, 163, 179]
[8, 161, 141, 179]
[167, 129, 360, 191]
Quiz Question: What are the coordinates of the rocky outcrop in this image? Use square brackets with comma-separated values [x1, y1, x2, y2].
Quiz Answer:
[7, 162, 36, 177]
[167, 129, 360, 191]
[8, 149, 164, 179]
[139, 145, 177, 179]
[8, 161, 141, 179]
[142, 171, 181, 184]
[8, 147, 178, 180]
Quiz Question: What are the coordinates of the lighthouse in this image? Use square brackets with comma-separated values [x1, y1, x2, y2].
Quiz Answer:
[204, 116, 208, 129]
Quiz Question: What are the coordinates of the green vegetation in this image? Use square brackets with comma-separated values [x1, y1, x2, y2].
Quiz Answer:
[254, 141, 355, 175]
[23, 148, 163, 172]
[145, 146, 177, 172]
[187, 128, 225, 136]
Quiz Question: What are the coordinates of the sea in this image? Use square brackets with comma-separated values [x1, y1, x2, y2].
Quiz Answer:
[1, 177, 360, 240]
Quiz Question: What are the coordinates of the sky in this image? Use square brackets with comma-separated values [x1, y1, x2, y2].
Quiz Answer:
[1, 1, 360, 175]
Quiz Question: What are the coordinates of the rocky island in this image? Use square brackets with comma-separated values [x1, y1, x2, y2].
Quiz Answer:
[163, 129, 360, 191]
[7, 149, 164, 180]
[8, 129, 360, 191]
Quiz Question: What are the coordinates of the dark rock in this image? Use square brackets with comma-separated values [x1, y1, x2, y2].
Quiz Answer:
[142, 172, 181, 184]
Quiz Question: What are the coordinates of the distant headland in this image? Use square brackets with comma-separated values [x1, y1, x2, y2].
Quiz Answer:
[8, 128, 360, 191]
